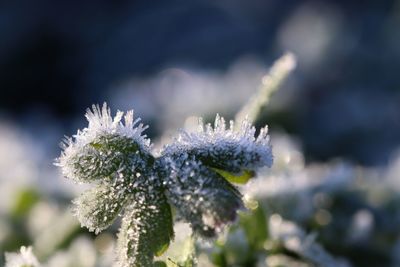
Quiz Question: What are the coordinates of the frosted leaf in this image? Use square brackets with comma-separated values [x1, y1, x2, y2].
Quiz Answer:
[115, 192, 173, 267]
[161, 158, 243, 237]
[56, 103, 274, 266]
[55, 104, 178, 266]
[162, 115, 272, 175]
[5, 246, 41, 267]
[72, 183, 128, 234]
[56, 103, 152, 183]
[269, 215, 351, 267]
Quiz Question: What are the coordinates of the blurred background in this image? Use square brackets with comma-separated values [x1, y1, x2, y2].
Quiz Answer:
[1, 1, 400, 266]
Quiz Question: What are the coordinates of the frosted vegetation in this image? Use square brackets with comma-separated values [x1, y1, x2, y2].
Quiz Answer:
[4, 53, 400, 267]
[55, 102, 273, 266]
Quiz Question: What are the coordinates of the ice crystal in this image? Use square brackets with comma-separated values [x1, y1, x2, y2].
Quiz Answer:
[5, 246, 41, 267]
[162, 115, 272, 174]
[56, 103, 151, 183]
[72, 183, 128, 233]
[56, 103, 272, 266]
[159, 157, 243, 237]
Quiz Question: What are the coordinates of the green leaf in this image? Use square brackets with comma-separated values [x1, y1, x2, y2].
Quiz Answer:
[116, 192, 174, 267]
[11, 188, 40, 218]
[154, 261, 168, 267]
[210, 245, 227, 267]
[89, 141, 103, 150]
[155, 242, 170, 257]
[239, 204, 268, 250]
[212, 168, 255, 184]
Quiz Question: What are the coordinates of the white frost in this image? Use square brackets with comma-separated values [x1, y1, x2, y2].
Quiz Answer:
[56, 103, 151, 182]
[163, 115, 273, 172]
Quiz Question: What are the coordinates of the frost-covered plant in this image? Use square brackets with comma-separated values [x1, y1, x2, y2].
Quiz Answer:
[268, 214, 351, 267]
[5, 246, 41, 267]
[56, 103, 272, 266]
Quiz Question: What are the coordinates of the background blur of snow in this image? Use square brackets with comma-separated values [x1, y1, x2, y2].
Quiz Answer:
[1, 0, 400, 266]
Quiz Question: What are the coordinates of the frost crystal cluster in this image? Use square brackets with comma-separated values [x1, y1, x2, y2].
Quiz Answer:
[56, 103, 272, 266]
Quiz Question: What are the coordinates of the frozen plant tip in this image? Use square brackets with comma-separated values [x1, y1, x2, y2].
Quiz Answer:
[5, 246, 41, 267]
[56, 104, 151, 184]
[162, 115, 273, 175]
[56, 103, 273, 266]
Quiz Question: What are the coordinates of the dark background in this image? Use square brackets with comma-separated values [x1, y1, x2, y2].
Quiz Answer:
[1, 0, 399, 165]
